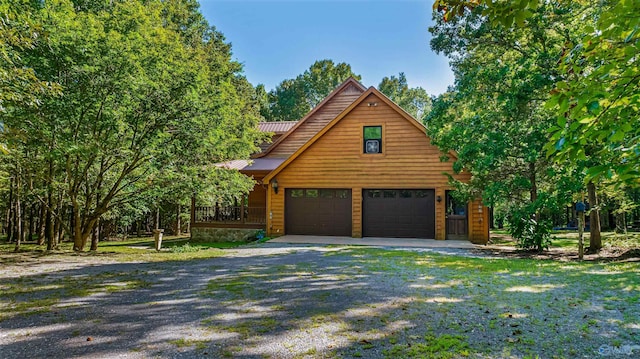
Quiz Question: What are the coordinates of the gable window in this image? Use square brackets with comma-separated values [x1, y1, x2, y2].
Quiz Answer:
[363, 126, 382, 154]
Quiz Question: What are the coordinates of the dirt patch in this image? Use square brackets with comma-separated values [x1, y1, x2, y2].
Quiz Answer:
[479, 233, 640, 263]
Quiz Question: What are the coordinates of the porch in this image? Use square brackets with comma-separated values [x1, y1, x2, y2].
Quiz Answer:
[190, 181, 267, 230]
[191, 204, 266, 229]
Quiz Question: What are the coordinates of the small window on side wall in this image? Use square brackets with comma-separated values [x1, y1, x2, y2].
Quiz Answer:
[363, 126, 382, 154]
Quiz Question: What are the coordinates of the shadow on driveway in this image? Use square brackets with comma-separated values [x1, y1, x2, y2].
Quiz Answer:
[1, 244, 637, 358]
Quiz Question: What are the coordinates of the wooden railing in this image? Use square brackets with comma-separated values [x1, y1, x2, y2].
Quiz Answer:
[192, 205, 266, 229]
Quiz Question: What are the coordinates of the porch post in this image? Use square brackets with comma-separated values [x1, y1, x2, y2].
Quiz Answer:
[190, 196, 196, 225]
[240, 195, 246, 224]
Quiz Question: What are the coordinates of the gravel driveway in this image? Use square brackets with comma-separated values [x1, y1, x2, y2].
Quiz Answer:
[0, 243, 638, 358]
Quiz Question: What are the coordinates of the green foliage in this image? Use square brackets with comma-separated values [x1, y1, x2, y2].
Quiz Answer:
[169, 243, 200, 253]
[546, 1, 640, 186]
[260, 59, 361, 121]
[426, 1, 625, 239]
[433, 0, 640, 188]
[378, 72, 432, 119]
[507, 201, 552, 251]
[0, 0, 61, 112]
[427, 3, 572, 214]
[0, 0, 263, 250]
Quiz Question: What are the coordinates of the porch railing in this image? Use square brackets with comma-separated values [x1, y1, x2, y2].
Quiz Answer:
[193, 206, 266, 225]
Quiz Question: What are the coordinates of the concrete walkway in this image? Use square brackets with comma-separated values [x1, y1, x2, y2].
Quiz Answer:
[269, 235, 476, 249]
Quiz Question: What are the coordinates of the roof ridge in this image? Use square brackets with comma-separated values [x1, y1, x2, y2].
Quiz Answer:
[263, 87, 436, 182]
[255, 77, 366, 158]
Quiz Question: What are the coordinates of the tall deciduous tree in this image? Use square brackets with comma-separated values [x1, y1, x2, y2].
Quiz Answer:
[427, 2, 585, 250]
[433, 0, 640, 188]
[261, 59, 361, 121]
[378, 73, 432, 120]
[432, 0, 637, 251]
[1, 0, 262, 251]
[0, 1, 60, 113]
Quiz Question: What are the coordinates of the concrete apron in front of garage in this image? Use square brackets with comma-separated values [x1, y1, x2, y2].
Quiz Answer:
[269, 235, 477, 249]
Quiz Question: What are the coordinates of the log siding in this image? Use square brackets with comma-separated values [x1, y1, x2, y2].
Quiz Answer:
[265, 90, 489, 243]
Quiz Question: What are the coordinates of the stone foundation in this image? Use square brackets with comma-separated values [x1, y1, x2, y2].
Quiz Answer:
[190, 227, 259, 243]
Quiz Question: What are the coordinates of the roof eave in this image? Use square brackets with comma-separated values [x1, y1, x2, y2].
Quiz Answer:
[256, 77, 366, 158]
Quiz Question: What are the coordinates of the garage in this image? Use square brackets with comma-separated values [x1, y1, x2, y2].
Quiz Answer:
[363, 189, 435, 238]
[285, 189, 352, 236]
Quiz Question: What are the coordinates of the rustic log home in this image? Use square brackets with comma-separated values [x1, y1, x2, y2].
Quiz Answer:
[192, 78, 489, 243]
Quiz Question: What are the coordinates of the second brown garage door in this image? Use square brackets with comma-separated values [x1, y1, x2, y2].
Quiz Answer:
[363, 189, 435, 238]
[285, 189, 352, 236]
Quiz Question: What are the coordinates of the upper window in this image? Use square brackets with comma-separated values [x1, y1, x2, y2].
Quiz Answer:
[363, 126, 382, 154]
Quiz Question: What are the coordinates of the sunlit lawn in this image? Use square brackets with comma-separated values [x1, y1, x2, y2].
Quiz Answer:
[490, 229, 640, 250]
[0, 235, 246, 262]
[1, 238, 639, 358]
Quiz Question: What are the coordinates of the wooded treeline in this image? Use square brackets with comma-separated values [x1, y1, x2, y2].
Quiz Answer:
[1, 0, 263, 251]
[428, 0, 639, 250]
[257, 60, 433, 121]
[2, 0, 636, 253]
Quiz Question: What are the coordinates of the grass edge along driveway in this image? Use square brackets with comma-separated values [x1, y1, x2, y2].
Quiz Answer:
[0, 243, 638, 358]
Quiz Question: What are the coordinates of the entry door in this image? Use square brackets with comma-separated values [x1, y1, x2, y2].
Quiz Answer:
[445, 191, 468, 240]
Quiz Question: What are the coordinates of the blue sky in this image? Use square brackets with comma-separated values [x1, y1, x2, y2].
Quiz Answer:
[198, 0, 454, 96]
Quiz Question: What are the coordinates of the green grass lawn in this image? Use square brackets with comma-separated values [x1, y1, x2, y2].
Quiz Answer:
[490, 230, 640, 251]
[1, 237, 638, 358]
[0, 235, 247, 263]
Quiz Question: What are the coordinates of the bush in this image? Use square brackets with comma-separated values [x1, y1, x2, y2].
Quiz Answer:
[507, 201, 552, 251]
[169, 243, 201, 253]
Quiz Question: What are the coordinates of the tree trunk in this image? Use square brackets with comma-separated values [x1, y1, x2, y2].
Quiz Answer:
[54, 213, 61, 248]
[45, 154, 55, 250]
[72, 205, 84, 251]
[4, 207, 9, 237]
[37, 204, 45, 245]
[90, 220, 99, 251]
[176, 204, 181, 235]
[615, 212, 627, 234]
[587, 181, 602, 252]
[58, 208, 66, 243]
[155, 207, 160, 230]
[7, 177, 14, 242]
[45, 196, 54, 250]
[28, 204, 34, 242]
[528, 162, 543, 252]
[529, 162, 538, 204]
[578, 210, 585, 260]
[13, 176, 21, 252]
[54, 198, 67, 245]
[20, 202, 26, 243]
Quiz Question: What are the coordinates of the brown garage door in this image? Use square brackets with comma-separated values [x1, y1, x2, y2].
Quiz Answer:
[363, 189, 435, 238]
[285, 189, 352, 236]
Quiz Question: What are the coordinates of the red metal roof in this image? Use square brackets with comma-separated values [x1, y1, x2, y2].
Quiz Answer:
[258, 121, 297, 134]
[216, 158, 286, 172]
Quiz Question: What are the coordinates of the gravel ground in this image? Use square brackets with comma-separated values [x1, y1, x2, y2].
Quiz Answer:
[0, 243, 638, 359]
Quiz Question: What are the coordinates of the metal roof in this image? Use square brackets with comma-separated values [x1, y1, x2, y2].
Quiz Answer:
[258, 121, 297, 133]
[216, 158, 286, 172]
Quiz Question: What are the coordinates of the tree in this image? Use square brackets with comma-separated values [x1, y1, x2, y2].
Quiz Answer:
[1, 0, 263, 251]
[378, 73, 432, 120]
[261, 59, 361, 121]
[432, 0, 640, 188]
[0, 1, 60, 114]
[427, 2, 585, 250]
